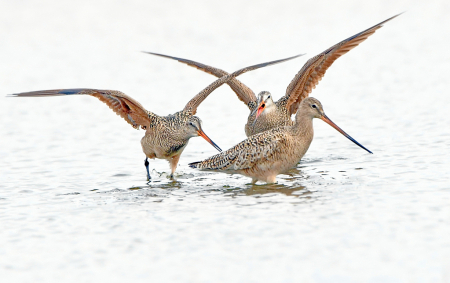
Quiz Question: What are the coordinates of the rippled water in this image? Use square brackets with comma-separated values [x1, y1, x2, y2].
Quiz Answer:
[1, 0, 450, 282]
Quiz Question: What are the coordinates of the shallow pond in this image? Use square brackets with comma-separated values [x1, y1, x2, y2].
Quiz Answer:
[1, 1, 449, 282]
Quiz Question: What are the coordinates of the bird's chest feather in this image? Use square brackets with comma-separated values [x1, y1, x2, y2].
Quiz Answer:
[246, 108, 292, 136]
[141, 126, 187, 159]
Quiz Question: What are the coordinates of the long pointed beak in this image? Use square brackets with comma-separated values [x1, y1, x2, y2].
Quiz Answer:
[251, 101, 265, 126]
[197, 129, 222, 152]
[321, 114, 373, 154]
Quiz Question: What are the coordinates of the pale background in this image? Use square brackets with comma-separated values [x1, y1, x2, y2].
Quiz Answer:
[1, 0, 449, 282]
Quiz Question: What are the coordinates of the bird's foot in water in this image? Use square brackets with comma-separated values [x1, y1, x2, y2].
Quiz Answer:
[145, 158, 152, 182]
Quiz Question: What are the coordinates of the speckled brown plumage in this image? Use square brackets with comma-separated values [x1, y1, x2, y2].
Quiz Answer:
[146, 14, 400, 137]
[189, 97, 372, 184]
[10, 55, 298, 180]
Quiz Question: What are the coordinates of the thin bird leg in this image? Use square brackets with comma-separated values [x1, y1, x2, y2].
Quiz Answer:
[266, 175, 277, 184]
[145, 158, 151, 181]
[169, 154, 181, 179]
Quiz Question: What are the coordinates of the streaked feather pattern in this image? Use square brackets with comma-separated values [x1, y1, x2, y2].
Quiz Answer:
[143, 52, 258, 109]
[146, 14, 400, 136]
[191, 128, 288, 171]
[284, 13, 401, 114]
[11, 89, 154, 129]
[10, 54, 298, 179]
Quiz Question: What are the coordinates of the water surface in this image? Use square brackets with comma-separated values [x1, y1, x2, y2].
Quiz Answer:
[1, 1, 449, 282]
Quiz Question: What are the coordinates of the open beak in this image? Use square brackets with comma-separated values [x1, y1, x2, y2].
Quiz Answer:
[197, 129, 222, 152]
[321, 114, 373, 154]
[251, 101, 266, 126]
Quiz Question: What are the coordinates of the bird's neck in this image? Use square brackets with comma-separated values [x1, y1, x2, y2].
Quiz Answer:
[263, 102, 277, 114]
[292, 110, 314, 138]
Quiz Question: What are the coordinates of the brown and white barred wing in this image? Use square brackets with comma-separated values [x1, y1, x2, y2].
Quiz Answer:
[189, 129, 286, 171]
[144, 52, 258, 109]
[10, 88, 157, 129]
[184, 54, 304, 115]
[284, 14, 400, 115]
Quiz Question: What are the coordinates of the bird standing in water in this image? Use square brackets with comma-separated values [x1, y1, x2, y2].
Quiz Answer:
[145, 14, 399, 137]
[10, 54, 301, 181]
[189, 97, 372, 184]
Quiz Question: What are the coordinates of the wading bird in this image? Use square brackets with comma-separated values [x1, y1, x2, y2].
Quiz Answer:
[145, 14, 399, 137]
[10, 55, 301, 181]
[189, 97, 372, 184]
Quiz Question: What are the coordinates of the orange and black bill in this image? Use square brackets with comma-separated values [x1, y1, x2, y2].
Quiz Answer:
[197, 130, 222, 152]
[321, 114, 373, 154]
[251, 101, 265, 126]
[255, 101, 265, 120]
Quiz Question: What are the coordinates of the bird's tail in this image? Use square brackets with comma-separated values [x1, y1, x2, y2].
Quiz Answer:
[189, 161, 201, 169]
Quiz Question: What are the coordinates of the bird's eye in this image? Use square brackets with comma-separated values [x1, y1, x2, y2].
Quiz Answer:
[311, 104, 317, 109]
[267, 95, 271, 99]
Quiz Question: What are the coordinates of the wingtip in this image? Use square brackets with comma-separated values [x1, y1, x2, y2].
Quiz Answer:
[379, 12, 404, 26]
[142, 51, 187, 62]
[255, 53, 306, 69]
[394, 11, 406, 18]
[142, 51, 164, 57]
[142, 51, 169, 58]
[276, 53, 306, 63]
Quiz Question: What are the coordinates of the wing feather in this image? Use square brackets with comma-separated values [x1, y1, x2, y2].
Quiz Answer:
[10, 88, 155, 129]
[144, 52, 257, 108]
[284, 14, 401, 115]
[184, 54, 303, 115]
[190, 129, 286, 171]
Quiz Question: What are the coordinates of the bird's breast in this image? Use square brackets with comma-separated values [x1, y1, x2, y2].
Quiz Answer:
[141, 131, 187, 159]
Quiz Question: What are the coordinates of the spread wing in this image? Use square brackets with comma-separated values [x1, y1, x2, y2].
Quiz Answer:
[144, 52, 256, 109]
[183, 54, 303, 115]
[144, 52, 257, 109]
[284, 13, 401, 115]
[10, 88, 155, 129]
